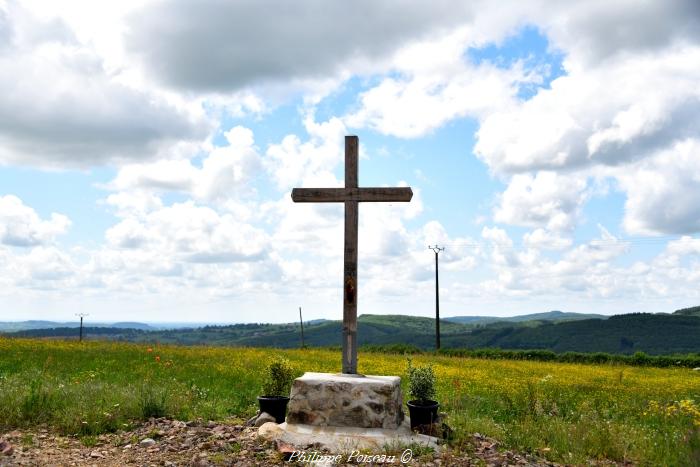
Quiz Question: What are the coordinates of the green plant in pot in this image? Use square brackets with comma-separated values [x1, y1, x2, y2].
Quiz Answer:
[258, 357, 296, 423]
[406, 358, 439, 431]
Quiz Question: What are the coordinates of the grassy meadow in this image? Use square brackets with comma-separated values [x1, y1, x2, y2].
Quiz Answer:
[0, 337, 699, 465]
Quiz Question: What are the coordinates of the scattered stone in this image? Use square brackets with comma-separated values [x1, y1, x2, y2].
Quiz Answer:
[139, 438, 156, 448]
[254, 412, 276, 427]
[180, 439, 193, 449]
[0, 439, 13, 456]
[0, 417, 561, 466]
[275, 440, 296, 461]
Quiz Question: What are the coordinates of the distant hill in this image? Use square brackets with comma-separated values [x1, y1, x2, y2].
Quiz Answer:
[111, 322, 155, 330]
[8, 327, 146, 339]
[1, 321, 75, 332]
[5, 307, 700, 356]
[445, 310, 607, 325]
[674, 306, 700, 317]
[440, 313, 700, 355]
[443, 315, 501, 325]
[0, 321, 165, 332]
[0, 320, 74, 332]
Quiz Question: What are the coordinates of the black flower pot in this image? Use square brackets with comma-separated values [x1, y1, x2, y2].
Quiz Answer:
[257, 396, 290, 424]
[407, 399, 439, 430]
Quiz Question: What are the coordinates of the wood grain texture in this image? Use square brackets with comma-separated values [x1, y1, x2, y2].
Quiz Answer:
[343, 199, 358, 374]
[345, 136, 358, 188]
[291, 187, 413, 203]
[343, 135, 358, 374]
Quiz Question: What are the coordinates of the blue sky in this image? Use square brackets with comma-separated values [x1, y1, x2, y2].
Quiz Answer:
[1, 0, 700, 323]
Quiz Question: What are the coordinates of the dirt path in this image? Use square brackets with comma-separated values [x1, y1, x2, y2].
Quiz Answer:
[0, 418, 560, 466]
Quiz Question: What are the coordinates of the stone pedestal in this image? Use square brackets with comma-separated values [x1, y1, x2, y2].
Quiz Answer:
[286, 372, 404, 429]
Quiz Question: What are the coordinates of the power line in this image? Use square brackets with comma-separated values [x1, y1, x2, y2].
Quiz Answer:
[428, 245, 444, 351]
[75, 313, 88, 342]
[299, 306, 305, 349]
[439, 234, 699, 250]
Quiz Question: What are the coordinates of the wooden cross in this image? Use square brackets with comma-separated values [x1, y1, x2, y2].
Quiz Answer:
[291, 136, 413, 374]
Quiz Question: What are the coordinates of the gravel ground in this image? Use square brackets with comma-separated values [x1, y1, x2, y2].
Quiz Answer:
[1, 418, 567, 466]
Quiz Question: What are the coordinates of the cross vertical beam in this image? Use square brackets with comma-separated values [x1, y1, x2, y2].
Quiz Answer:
[343, 136, 359, 374]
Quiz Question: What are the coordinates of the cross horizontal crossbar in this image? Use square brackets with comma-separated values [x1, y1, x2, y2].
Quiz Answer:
[291, 187, 413, 203]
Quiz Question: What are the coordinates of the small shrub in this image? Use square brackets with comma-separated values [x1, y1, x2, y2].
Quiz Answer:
[20, 380, 57, 424]
[362, 344, 423, 355]
[20, 434, 34, 446]
[139, 386, 167, 419]
[261, 358, 296, 397]
[406, 358, 436, 403]
[632, 351, 651, 366]
[80, 435, 98, 447]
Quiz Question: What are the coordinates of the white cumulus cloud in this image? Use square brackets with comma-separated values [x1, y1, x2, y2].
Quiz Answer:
[109, 126, 262, 202]
[0, 2, 208, 169]
[0, 195, 71, 247]
[495, 172, 588, 232]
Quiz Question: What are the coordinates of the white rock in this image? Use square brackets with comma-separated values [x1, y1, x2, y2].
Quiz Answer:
[139, 438, 156, 447]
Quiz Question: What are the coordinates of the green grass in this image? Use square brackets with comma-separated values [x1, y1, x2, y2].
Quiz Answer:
[0, 337, 699, 465]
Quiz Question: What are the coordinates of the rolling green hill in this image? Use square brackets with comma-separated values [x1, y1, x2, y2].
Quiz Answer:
[441, 313, 700, 354]
[674, 305, 700, 317]
[6, 309, 700, 355]
[0, 320, 157, 332]
[445, 310, 607, 325]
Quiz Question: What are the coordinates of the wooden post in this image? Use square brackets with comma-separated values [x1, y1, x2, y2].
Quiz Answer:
[343, 136, 359, 374]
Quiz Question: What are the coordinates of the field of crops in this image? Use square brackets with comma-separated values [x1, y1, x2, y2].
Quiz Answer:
[0, 337, 698, 465]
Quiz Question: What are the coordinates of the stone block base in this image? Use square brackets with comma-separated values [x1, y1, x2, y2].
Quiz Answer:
[286, 372, 404, 429]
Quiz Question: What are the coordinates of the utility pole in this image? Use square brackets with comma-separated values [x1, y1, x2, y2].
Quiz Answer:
[299, 307, 305, 348]
[428, 245, 444, 350]
[76, 313, 88, 342]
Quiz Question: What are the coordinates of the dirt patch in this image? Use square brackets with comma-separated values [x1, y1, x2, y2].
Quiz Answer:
[0, 418, 561, 466]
